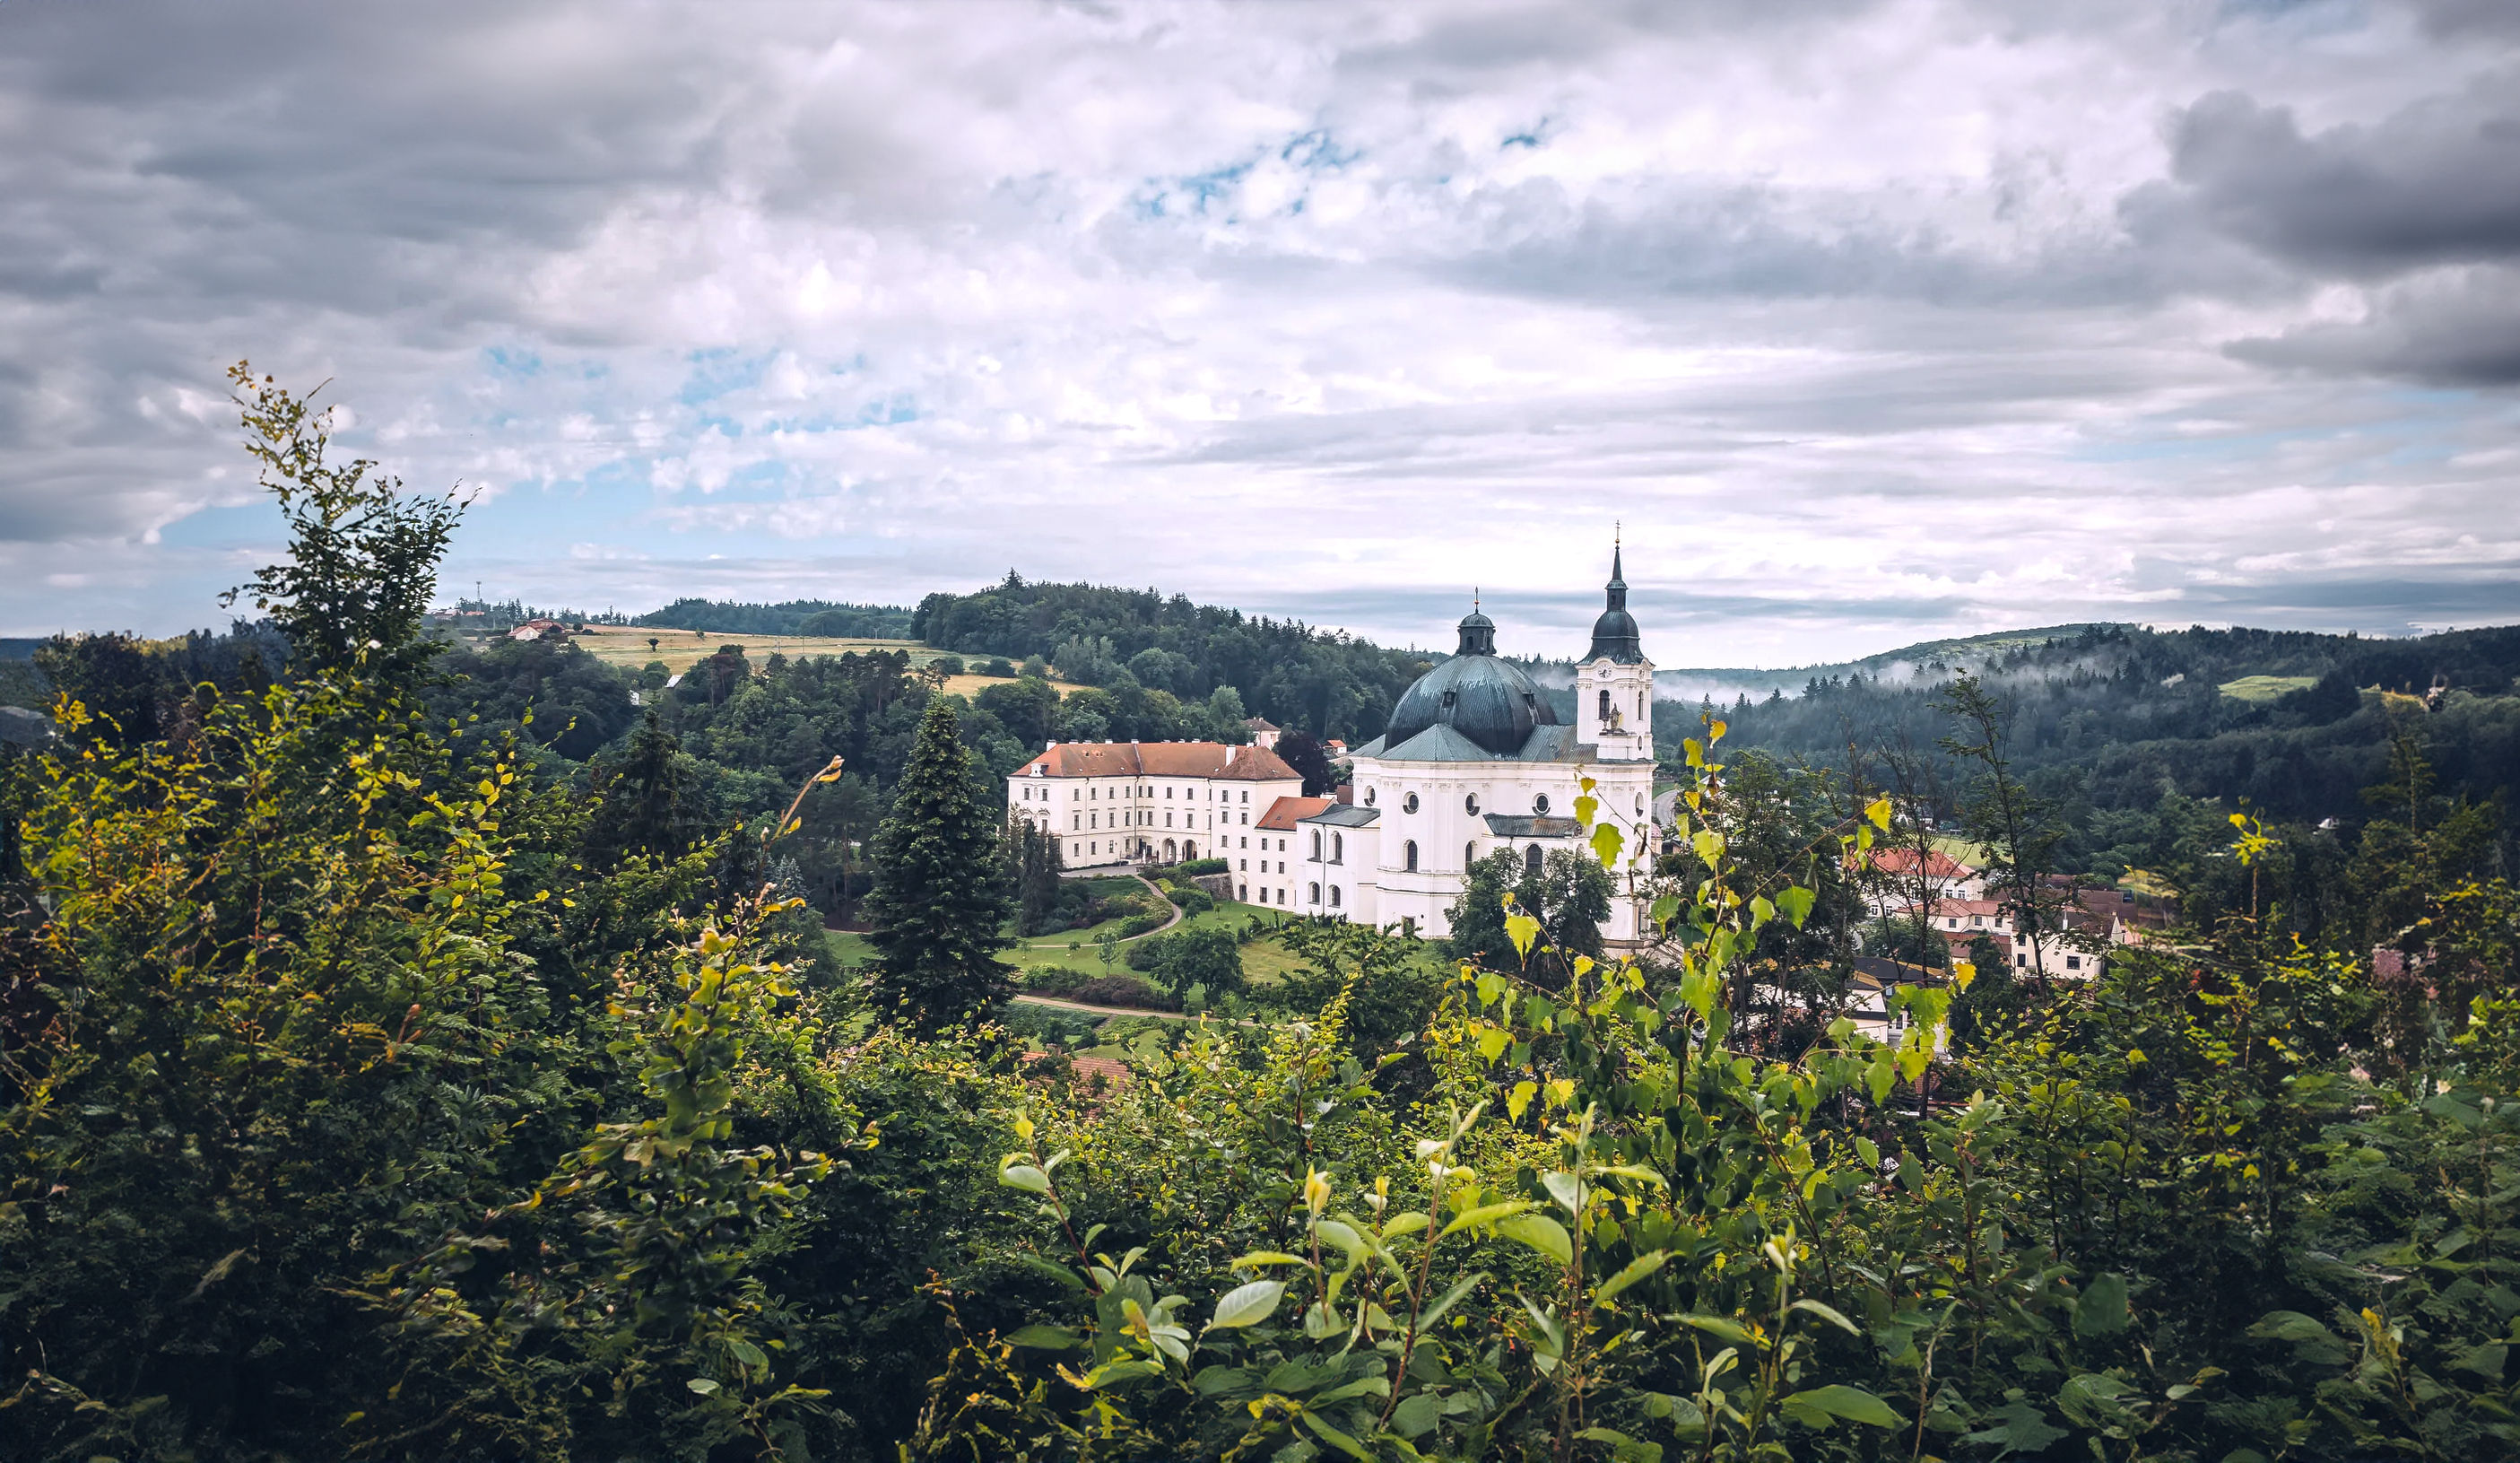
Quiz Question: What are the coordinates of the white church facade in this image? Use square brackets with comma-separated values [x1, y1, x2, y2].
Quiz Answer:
[1005, 547, 1661, 943]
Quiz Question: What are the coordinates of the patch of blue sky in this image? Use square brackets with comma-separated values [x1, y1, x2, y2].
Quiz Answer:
[678, 348, 773, 406]
[157, 501, 281, 552]
[1280, 128, 1358, 171]
[482, 345, 543, 379]
[1500, 118, 1554, 151]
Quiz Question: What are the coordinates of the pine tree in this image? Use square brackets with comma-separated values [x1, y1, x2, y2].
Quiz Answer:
[863, 699, 1013, 1027]
[1012, 817, 1064, 936]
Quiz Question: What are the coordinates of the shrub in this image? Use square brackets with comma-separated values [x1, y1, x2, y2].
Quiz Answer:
[1117, 912, 1166, 937]
[1173, 856, 1228, 876]
[930, 654, 966, 676]
[1064, 975, 1179, 1010]
[979, 657, 1014, 677]
[1021, 965, 1087, 995]
[1171, 885, 1214, 916]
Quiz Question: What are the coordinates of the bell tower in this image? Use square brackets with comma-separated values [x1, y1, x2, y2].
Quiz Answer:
[1576, 535, 1654, 762]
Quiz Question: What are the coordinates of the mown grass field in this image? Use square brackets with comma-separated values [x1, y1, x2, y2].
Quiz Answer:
[2216, 674, 2320, 702]
[550, 625, 1082, 700]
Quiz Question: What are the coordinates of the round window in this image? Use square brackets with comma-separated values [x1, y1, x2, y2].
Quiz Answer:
[1464, 793, 1480, 814]
[1534, 793, 1551, 815]
[1363, 786, 1377, 806]
[1403, 792, 1420, 814]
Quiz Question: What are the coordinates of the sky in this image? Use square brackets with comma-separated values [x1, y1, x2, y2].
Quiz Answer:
[3, 0, 2516, 667]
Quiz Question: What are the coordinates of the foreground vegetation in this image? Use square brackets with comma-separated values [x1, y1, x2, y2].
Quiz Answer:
[3, 373, 2516, 1462]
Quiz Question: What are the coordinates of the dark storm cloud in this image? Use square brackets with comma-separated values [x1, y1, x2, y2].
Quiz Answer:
[2228, 266, 2520, 385]
[2142, 79, 2520, 278]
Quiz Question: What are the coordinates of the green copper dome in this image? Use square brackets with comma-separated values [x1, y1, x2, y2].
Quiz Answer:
[1382, 608, 1560, 756]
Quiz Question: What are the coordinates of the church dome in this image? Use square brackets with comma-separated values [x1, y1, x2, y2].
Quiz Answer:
[1382, 608, 1560, 755]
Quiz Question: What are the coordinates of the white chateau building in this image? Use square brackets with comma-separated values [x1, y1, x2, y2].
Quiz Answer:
[1006, 547, 1660, 942]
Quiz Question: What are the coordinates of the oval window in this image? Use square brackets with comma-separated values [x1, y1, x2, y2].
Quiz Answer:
[1464, 793, 1480, 814]
[1403, 791, 1420, 814]
[1533, 793, 1551, 815]
[1363, 786, 1377, 806]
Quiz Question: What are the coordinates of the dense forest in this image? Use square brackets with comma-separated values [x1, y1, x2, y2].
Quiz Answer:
[3, 374, 2517, 1462]
[637, 598, 917, 638]
[913, 574, 1431, 745]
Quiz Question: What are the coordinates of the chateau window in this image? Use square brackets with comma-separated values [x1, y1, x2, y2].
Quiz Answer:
[1403, 840, 1419, 873]
[1239, 858, 1247, 870]
[1240, 790, 1249, 803]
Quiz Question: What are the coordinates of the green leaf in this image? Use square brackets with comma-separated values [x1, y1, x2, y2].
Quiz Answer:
[1301, 1410, 1375, 1460]
[1004, 1324, 1086, 1350]
[997, 1162, 1050, 1195]
[1781, 1384, 1899, 1428]
[1960, 1400, 2066, 1459]
[2424, 1091, 2487, 1131]
[1312, 1376, 1391, 1405]
[1777, 884, 1816, 928]
[686, 1377, 720, 1395]
[1679, 1313, 1759, 1345]
[1497, 1213, 1572, 1267]
[1790, 1297, 1862, 1336]
[1506, 912, 1542, 961]
[1590, 822, 1625, 869]
[1415, 1272, 1486, 1331]
[727, 1338, 769, 1370]
[1208, 1278, 1286, 1330]
[1542, 1171, 1583, 1215]
[2073, 1272, 2130, 1337]
[1438, 1199, 1532, 1239]
[1015, 1254, 1087, 1291]
[1231, 1251, 1311, 1268]
[1390, 1390, 1444, 1439]
[1595, 1250, 1669, 1305]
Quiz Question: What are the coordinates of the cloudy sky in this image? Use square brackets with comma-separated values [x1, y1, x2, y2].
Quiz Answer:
[4, 0, 2516, 666]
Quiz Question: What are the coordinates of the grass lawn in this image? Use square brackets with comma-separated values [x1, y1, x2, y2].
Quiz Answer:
[2217, 674, 2320, 703]
[552, 625, 1082, 701]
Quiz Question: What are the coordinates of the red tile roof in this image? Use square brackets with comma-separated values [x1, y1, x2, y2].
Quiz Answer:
[1256, 795, 1334, 832]
[1872, 848, 1975, 879]
[1017, 740, 1301, 781]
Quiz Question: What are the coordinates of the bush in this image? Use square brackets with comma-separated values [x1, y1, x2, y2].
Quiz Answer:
[979, 657, 1015, 677]
[1173, 857, 1228, 876]
[1064, 975, 1179, 1010]
[1117, 912, 1166, 937]
[930, 654, 966, 676]
[1021, 965, 1087, 995]
[1171, 886, 1214, 916]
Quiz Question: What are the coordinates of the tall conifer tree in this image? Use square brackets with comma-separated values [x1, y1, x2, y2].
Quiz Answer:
[864, 699, 1012, 1026]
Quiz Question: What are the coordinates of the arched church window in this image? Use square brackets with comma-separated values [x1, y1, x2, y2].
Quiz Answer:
[1402, 792, 1419, 814]
[1310, 830, 1321, 859]
[1403, 840, 1419, 872]
[1331, 832, 1343, 864]
[1308, 882, 1321, 904]
[1534, 793, 1551, 815]
[1526, 843, 1544, 877]
[1598, 689, 1611, 719]
[1464, 793, 1479, 814]
[1329, 885, 1342, 908]
[1464, 841, 1476, 869]
[1638, 692, 1647, 718]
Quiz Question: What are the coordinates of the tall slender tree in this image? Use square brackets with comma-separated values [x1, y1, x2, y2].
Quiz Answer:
[863, 700, 1013, 1027]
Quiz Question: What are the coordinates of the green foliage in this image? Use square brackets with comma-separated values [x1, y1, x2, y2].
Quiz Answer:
[863, 700, 1015, 1030]
[1126, 924, 1245, 997]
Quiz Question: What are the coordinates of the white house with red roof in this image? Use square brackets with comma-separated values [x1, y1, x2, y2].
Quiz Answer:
[1006, 739, 1301, 873]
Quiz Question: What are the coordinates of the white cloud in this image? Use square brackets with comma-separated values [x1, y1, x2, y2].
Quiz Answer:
[0, 0, 2513, 663]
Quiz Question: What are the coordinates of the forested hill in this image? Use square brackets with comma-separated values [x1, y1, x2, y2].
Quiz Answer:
[635, 597, 913, 638]
[912, 573, 1428, 745]
[1666, 620, 2520, 837]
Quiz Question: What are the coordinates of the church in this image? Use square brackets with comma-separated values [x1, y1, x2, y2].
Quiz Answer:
[1004, 546, 1660, 945]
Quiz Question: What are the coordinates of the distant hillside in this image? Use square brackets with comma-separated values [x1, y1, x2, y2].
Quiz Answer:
[633, 598, 914, 639]
[1661, 621, 2520, 838]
